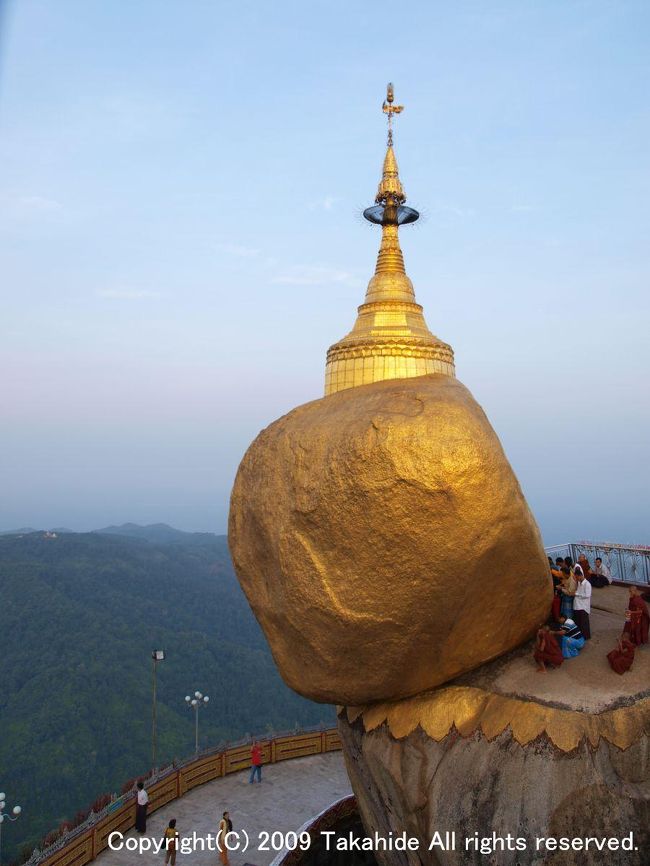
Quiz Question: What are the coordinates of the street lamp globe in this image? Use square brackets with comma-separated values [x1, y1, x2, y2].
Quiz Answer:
[12, 807, 21, 815]
[184, 695, 191, 702]
[203, 695, 210, 703]
[194, 691, 202, 699]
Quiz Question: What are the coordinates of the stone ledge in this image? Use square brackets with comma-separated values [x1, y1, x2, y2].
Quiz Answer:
[344, 598, 650, 752]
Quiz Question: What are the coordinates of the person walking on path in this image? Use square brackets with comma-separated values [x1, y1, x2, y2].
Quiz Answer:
[135, 781, 148, 833]
[249, 741, 263, 783]
[218, 811, 232, 866]
[163, 819, 179, 866]
[573, 567, 592, 640]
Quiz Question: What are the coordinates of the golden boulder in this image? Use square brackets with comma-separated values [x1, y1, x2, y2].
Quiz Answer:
[228, 374, 552, 705]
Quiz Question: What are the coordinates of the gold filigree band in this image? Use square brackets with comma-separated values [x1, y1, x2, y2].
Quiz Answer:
[344, 686, 650, 753]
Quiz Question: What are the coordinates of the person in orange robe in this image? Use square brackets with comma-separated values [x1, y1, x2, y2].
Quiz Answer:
[534, 626, 563, 672]
[577, 554, 591, 576]
[623, 587, 650, 646]
[607, 636, 636, 674]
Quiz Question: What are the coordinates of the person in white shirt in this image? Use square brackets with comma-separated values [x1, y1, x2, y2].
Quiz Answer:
[592, 557, 612, 585]
[573, 569, 592, 639]
[135, 781, 149, 832]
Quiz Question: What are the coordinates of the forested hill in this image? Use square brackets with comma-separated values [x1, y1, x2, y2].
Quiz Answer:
[0, 528, 334, 863]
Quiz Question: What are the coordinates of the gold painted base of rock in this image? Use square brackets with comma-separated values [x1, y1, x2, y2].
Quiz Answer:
[229, 374, 552, 705]
[346, 686, 650, 753]
[339, 679, 650, 866]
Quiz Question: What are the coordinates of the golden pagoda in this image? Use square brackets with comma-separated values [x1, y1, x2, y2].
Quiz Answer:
[229, 83, 552, 708]
[324, 84, 455, 396]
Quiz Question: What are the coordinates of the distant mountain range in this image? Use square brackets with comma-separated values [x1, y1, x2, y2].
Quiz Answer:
[0, 525, 333, 863]
[93, 522, 217, 543]
[0, 522, 215, 542]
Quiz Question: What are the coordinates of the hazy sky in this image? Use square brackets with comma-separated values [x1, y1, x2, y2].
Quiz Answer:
[1, 0, 648, 545]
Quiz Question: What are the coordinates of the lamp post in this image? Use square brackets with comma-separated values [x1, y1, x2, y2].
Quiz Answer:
[0, 793, 22, 866]
[184, 691, 209, 754]
[151, 650, 165, 769]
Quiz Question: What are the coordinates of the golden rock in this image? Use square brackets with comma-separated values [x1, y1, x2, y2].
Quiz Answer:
[228, 374, 552, 705]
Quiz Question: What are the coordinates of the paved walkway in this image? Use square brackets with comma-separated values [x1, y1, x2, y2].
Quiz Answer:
[96, 752, 351, 866]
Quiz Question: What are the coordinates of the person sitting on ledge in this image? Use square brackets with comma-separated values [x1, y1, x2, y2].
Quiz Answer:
[554, 615, 586, 658]
[591, 556, 612, 587]
[572, 566, 592, 639]
[623, 586, 650, 646]
[534, 625, 564, 673]
[607, 635, 636, 675]
[558, 567, 576, 618]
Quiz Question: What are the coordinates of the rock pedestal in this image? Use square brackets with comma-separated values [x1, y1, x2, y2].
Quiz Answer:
[338, 603, 650, 866]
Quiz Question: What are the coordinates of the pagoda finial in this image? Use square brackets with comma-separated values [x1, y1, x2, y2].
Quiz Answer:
[382, 82, 403, 148]
[365, 84, 412, 222]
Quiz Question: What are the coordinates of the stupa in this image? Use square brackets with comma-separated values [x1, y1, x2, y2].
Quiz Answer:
[228, 87, 649, 864]
[324, 83, 454, 395]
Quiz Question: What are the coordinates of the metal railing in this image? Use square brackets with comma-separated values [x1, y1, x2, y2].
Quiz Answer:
[545, 541, 650, 585]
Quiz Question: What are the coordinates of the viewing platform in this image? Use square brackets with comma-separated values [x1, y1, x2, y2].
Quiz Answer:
[94, 751, 351, 866]
[29, 731, 351, 866]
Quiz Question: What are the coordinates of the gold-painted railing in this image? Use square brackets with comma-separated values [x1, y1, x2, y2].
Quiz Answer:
[34, 728, 341, 866]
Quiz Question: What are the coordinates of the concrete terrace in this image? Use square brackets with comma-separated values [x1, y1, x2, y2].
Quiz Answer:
[95, 751, 351, 866]
[459, 584, 650, 711]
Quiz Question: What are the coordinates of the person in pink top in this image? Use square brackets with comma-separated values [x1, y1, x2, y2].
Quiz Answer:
[249, 741, 263, 783]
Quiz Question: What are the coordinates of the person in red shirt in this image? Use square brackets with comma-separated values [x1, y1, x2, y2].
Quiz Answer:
[249, 741, 263, 783]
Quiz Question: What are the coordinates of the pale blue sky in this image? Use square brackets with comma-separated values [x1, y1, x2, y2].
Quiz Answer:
[1, 0, 648, 544]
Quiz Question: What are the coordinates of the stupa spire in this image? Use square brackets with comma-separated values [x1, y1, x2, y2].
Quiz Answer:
[376, 85, 405, 203]
[324, 84, 455, 396]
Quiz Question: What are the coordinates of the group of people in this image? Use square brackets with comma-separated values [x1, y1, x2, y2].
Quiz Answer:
[550, 554, 596, 639]
[533, 554, 649, 674]
[132, 742, 264, 864]
[147, 812, 233, 866]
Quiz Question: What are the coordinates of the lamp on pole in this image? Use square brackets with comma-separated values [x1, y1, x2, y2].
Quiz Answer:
[0, 793, 22, 866]
[151, 650, 165, 769]
[184, 691, 209, 754]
